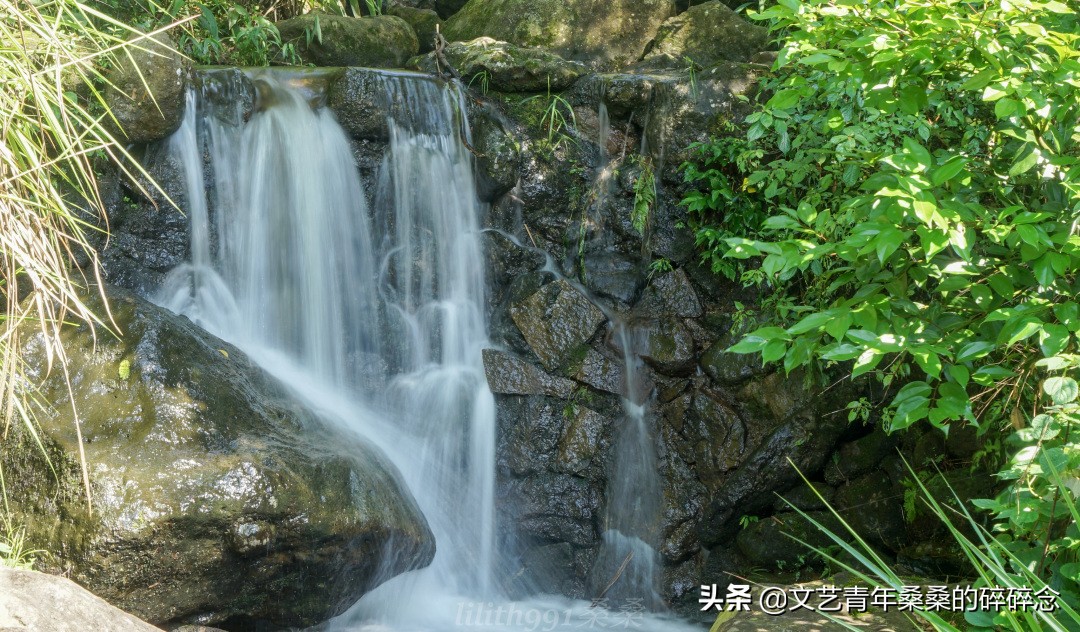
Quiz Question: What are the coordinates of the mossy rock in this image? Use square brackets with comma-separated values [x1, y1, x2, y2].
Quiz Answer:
[444, 0, 677, 69]
[104, 32, 187, 144]
[4, 286, 434, 628]
[387, 5, 442, 53]
[277, 13, 419, 68]
[412, 37, 587, 93]
[643, 0, 769, 68]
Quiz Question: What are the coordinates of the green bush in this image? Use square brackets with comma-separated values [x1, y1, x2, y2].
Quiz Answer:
[681, 0, 1080, 611]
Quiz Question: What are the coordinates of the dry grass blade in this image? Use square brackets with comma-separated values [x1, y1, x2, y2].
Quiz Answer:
[0, 0, 179, 517]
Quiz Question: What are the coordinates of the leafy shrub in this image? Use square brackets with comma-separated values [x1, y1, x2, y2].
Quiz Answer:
[681, 0, 1080, 609]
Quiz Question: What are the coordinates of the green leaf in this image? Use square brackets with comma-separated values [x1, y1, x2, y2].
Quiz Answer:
[1039, 324, 1070, 357]
[1043, 377, 1078, 405]
[1008, 147, 1039, 176]
[931, 157, 968, 186]
[902, 137, 932, 169]
[767, 89, 802, 110]
[956, 341, 996, 363]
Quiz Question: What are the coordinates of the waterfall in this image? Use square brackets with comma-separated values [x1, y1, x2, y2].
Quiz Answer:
[157, 68, 698, 632]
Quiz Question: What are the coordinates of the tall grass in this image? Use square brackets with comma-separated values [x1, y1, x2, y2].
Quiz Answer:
[0, 1, 176, 515]
[767, 457, 1080, 632]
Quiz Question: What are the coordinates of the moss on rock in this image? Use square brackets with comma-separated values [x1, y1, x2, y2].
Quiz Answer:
[277, 13, 418, 68]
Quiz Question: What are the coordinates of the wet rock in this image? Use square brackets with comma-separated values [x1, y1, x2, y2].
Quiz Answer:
[643, 1, 769, 68]
[444, 0, 677, 69]
[435, 0, 469, 18]
[413, 38, 588, 92]
[700, 380, 849, 546]
[835, 471, 906, 550]
[277, 14, 418, 68]
[105, 32, 187, 144]
[701, 337, 764, 386]
[327, 68, 394, 141]
[569, 349, 623, 395]
[509, 279, 606, 371]
[774, 481, 835, 513]
[638, 319, 696, 375]
[0, 567, 161, 632]
[557, 405, 608, 473]
[471, 104, 522, 202]
[580, 248, 648, 305]
[504, 475, 602, 546]
[824, 428, 897, 486]
[634, 269, 702, 319]
[4, 287, 434, 628]
[735, 511, 841, 569]
[387, 5, 442, 53]
[482, 348, 576, 397]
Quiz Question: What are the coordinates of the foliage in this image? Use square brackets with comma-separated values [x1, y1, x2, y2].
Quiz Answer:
[0, 523, 40, 570]
[680, 134, 767, 280]
[630, 155, 656, 236]
[682, 0, 1080, 605]
[520, 79, 577, 149]
[770, 460, 1080, 631]
[100, 0, 304, 65]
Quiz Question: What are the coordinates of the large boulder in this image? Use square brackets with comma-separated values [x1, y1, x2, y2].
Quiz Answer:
[3, 287, 434, 628]
[444, 0, 676, 68]
[0, 567, 161, 632]
[387, 5, 442, 53]
[643, 1, 769, 68]
[412, 38, 588, 92]
[277, 14, 419, 68]
[105, 32, 187, 144]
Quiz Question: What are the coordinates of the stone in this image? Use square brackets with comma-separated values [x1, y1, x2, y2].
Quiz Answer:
[0, 567, 161, 632]
[4, 287, 434, 628]
[735, 510, 841, 569]
[643, 1, 769, 68]
[824, 428, 897, 486]
[413, 38, 588, 92]
[387, 5, 442, 53]
[105, 32, 187, 144]
[774, 481, 835, 513]
[638, 319, 696, 375]
[570, 349, 624, 395]
[277, 14, 419, 68]
[435, 0, 469, 18]
[634, 269, 703, 319]
[835, 471, 906, 550]
[482, 348, 577, 397]
[557, 405, 608, 473]
[509, 279, 606, 371]
[444, 0, 677, 69]
[701, 337, 764, 385]
[327, 67, 393, 141]
[470, 103, 523, 203]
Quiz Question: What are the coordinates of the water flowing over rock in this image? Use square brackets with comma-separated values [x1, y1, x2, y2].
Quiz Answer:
[105, 32, 187, 143]
[444, 0, 677, 68]
[0, 567, 162, 632]
[4, 287, 433, 628]
[277, 14, 418, 67]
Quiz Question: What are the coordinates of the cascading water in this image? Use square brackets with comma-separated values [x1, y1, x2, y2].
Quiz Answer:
[157, 67, 699, 632]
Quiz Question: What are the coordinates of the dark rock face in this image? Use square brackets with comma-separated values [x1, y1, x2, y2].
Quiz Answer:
[105, 32, 187, 144]
[4, 287, 434, 628]
[277, 14, 419, 68]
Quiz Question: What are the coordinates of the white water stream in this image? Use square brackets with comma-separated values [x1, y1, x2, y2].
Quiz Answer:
[156, 69, 700, 632]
